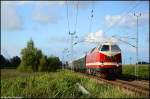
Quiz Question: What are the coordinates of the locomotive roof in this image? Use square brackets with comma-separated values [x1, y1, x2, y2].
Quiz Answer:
[74, 55, 85, 61]
[101, 42, 117, 45]
[96, 42, 117, 48]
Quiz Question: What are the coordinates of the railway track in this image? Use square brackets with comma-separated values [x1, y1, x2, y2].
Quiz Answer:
[77, 71, 149, 97]
[115, 79, 149, 96]
[95, 77, 149, 96]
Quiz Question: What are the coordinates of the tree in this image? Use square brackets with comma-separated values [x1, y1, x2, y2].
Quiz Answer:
[19, 39, 42, 72]
[0, 54, 6, 68]
[32, 49, 42, 71]
[10, 56, 21, 68]
[0, 54, 11, 69]
[47, 56, 62, 72]
[21, 39, 35, 66]
[18, 39, 62, 72]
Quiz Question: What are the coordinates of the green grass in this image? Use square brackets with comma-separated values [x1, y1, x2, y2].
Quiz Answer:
[1, 69, 147, 98]
[122, 64, 149, 80]
[1, 69, 32, 79]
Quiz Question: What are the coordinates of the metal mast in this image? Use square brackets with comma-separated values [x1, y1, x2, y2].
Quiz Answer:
[69, 32, 76, 70]
[134, 12, 141, 80]
[66, 1, 79, 71]
[130, 57, 132, 65]
[62, 48, 68, 69]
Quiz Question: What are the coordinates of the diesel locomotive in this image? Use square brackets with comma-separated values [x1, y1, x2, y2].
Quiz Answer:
[73, 42, 122, 78]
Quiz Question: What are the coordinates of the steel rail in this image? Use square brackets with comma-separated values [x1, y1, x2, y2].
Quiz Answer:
[75, 71, 149, 97]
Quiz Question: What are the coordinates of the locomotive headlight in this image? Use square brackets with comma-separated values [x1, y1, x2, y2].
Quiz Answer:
[116, 62, 120, 67]
[117, 64, 119, 67]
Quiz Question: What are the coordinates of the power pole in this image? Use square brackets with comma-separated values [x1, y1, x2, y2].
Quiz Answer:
[62, 52, 64, 69]
[69, 31, 76, 71]
[62, 48, 69, 69]
[124, 58, 125, 65]
[134, 12, 141, 80]
[130, 57, 132, 65]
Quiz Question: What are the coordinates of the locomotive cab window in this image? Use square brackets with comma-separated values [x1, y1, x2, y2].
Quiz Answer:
[111, 45, 120, 52]
[101, 45, 109, 51]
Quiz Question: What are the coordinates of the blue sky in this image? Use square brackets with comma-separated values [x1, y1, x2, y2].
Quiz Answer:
[1, 1, 149, 64]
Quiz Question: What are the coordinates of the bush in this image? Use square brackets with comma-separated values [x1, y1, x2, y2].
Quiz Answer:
[17, 65, 33, 72]
[38, 55, 47, 72]
[10, 56, 21, 68]
[47, 56, 62, 72]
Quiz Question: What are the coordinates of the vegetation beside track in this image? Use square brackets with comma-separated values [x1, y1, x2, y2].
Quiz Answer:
[122, 64, 149, 80]
[1, 69, 145, 98]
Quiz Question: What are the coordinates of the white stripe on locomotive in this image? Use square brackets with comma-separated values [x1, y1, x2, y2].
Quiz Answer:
[86, 62, 121, 67]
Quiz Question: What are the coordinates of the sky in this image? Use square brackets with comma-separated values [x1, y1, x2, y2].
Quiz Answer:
[1, 1, 149, 64]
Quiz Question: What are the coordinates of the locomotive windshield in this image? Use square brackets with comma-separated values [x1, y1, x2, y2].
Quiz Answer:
[101, 45, 109, 51]
[111, 45, 120, 52]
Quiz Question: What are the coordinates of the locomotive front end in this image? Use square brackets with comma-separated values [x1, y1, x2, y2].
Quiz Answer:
[86, 42, 122, 77]
[99, 43, 122, 76]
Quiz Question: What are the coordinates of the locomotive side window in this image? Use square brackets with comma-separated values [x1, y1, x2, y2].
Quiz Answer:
[101, 45, 109, 51]
[98, 45, 102, 51]
[111, 45, 120, 52]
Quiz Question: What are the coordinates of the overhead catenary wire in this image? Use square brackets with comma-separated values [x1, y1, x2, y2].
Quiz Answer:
[65, 1, 80, 69]
[83, 1, 140, 42]
[74, 1, 95, 45]
[74, 0, 79, 33]
[104, 2, 141, 49]
[88, 1, 95, 34]
[112, 35, 136, 48]
[66, 0, 70, 33]
[104, 2, 140, 34]
[66, 1, 79, 34]
[79, 1, 140, 45]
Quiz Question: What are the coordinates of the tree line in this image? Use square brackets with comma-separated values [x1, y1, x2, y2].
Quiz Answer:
[1, 39, 62, 72]
[0, 55, 21, 69]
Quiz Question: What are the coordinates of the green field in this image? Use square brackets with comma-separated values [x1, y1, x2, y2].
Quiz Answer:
[122, 64, 149, 80]
[1, 69, 147, 98]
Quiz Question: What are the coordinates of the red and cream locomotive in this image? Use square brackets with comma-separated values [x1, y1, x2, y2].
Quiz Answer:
[86, 42, 122, 77]
[73, 42, 122, 78]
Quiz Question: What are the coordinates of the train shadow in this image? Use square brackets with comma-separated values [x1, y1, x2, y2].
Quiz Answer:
[117, 74, 149, 81]
[106, 77, 117, 81]
[99, 75, 118, 81]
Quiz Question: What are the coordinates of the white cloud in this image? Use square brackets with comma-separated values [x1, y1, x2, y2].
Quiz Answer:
[105, 12, 149, 28]
[31, 1, 91, 24]
[32, 11, 60, 24]
[1, 1, 23, 31]
[15, 1, 33, 5]
[85, 30, 118, 43]
[1, 1, 91, 28]
[31, 1, 63, 24]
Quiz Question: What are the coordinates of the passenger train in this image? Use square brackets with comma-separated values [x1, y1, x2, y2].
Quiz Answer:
[72, 42, 122, 78]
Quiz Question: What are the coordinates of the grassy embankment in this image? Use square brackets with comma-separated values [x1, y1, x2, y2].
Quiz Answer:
[122, 64, 149, 80]
[1, 69, 146, 98]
